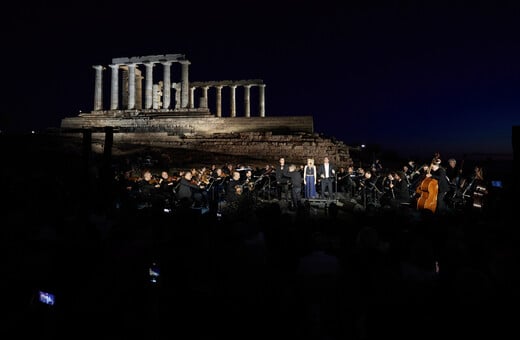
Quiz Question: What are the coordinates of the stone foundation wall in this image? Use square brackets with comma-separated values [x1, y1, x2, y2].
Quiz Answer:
[61, 115, 314, 135]
[59, 114, 352, 167]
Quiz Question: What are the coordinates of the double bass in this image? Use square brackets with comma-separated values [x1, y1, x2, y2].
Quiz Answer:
[416, 153, 440, 213]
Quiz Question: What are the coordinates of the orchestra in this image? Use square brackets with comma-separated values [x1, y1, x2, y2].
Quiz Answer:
[107, 152, 497, 218]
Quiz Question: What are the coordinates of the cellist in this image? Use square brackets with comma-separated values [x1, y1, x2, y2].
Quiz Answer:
[425, 156, 451, 214]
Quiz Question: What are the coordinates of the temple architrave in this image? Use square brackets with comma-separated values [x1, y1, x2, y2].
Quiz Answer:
[60, 54, 353, 167]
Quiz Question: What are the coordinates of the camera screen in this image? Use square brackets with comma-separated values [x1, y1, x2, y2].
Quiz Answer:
[149, 263, 160, 283]
[39, 291, 55, 306]
[491, 180, 502, 188]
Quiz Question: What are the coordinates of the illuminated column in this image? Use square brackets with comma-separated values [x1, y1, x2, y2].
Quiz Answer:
[144, 62, 154, 109]
[200, 86, 209, 108]
[173, 82, 181, 109]
[162, 61, 172, 109]
[258, 84, 266, 117]
[109, 64, 119, 110]
[127, 63, 136, 110]
[189, 87, 195, 109]
[216, 85, 223, 117]
[152, 83, 162, 109]
[93, 65, 103, 111]
[244, 85, 251, 117]
[230, 85, 237, 117]
[180, 60, 190, 108]
[135, 69, 143, 109]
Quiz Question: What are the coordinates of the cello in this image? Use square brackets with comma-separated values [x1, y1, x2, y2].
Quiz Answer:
[416, 153, 440, 213]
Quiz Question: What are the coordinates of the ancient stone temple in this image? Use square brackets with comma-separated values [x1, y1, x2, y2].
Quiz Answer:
[60, 54, 353, 167]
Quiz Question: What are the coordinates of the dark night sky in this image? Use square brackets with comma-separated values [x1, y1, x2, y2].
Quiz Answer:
[2, 1, 519, 161]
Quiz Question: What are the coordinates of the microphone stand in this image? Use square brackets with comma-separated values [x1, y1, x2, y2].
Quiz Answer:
[334, 173, 338, 201]
[267, 176, 271, 200]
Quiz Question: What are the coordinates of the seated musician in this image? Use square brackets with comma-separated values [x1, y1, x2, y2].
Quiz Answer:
[461, 165, 489, 210]
[177, 171, 206, 208]
[208, 167, 227, 201]
[156, 170, 177, 205]
[387, 171, 411, 209]
[137, 169, 159, 208]
[243, 169, 256, 194]
[225, 171, 244, 203]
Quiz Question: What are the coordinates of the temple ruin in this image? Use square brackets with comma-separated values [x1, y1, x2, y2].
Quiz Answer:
[60, 54, 353, 167]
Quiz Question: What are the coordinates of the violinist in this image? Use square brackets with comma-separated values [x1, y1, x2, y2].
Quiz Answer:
[137, 170, 159, 208]
[209, 167, 228, 202]
[156, 170, 177, 204]
[388, 171, 411, 209]
[259, 164, 274, 177]
[177, 171, 206, 208]
[198, 166, 212, 188]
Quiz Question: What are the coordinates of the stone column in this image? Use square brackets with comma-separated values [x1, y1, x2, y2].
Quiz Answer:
[93, 65, 104, 111]
[144, 62, 154, 109]
[153, 83, 162, 109]
[189, 87, 196, 109]
[200, 86, 209, 108]
[244, 84, 251, 117]
[135, 69, 143, 110]
[180, 60, 190, 108]
[162, 61, 172, 109]
[173, 82, 181, 109]
[127, 63, 136, 110]
[230, 85, 237, 117]
[216, 86, 223, 117]
[109, 64, 119, 110]
[258, 84, 266, 117]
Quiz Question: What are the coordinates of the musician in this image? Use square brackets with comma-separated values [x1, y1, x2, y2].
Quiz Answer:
[425, 157, 451, 214]
[275, 157, 290, 201]
[259, 163, 274, 177]
[243, 169, 255, 194]
[410, 163, 430, 197]
[405, 160, 417, 177]
[177, 171, 205, 208]
[225, 170, 244, 203]
[446, 158, 462, 185]
[358, 169, 381, 207]
[156, 170, 177, 207]
[342, 165, 358, 199]
[462, 165, 489, 211]
[209, 167, 228, 201]
[388, 171, 411, 208]
[286, 164, 303, 210]
[137, 169, 159, 208]
[318, 156, 336, 200]
[380, 170, 396, 207]
[371, 158, 384, 175]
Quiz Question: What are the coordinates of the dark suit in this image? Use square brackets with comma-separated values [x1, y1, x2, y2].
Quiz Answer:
[275, 164, 289, 200]
[318, 162, 336, 199]
[286, 169, 302, 209]
[430, 166, 450, 214]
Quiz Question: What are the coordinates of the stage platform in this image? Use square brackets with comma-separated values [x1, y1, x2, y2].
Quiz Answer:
[304, 198, 342, 208]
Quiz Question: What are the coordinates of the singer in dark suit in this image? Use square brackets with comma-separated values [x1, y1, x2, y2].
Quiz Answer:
[318, 156, 336, 200]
